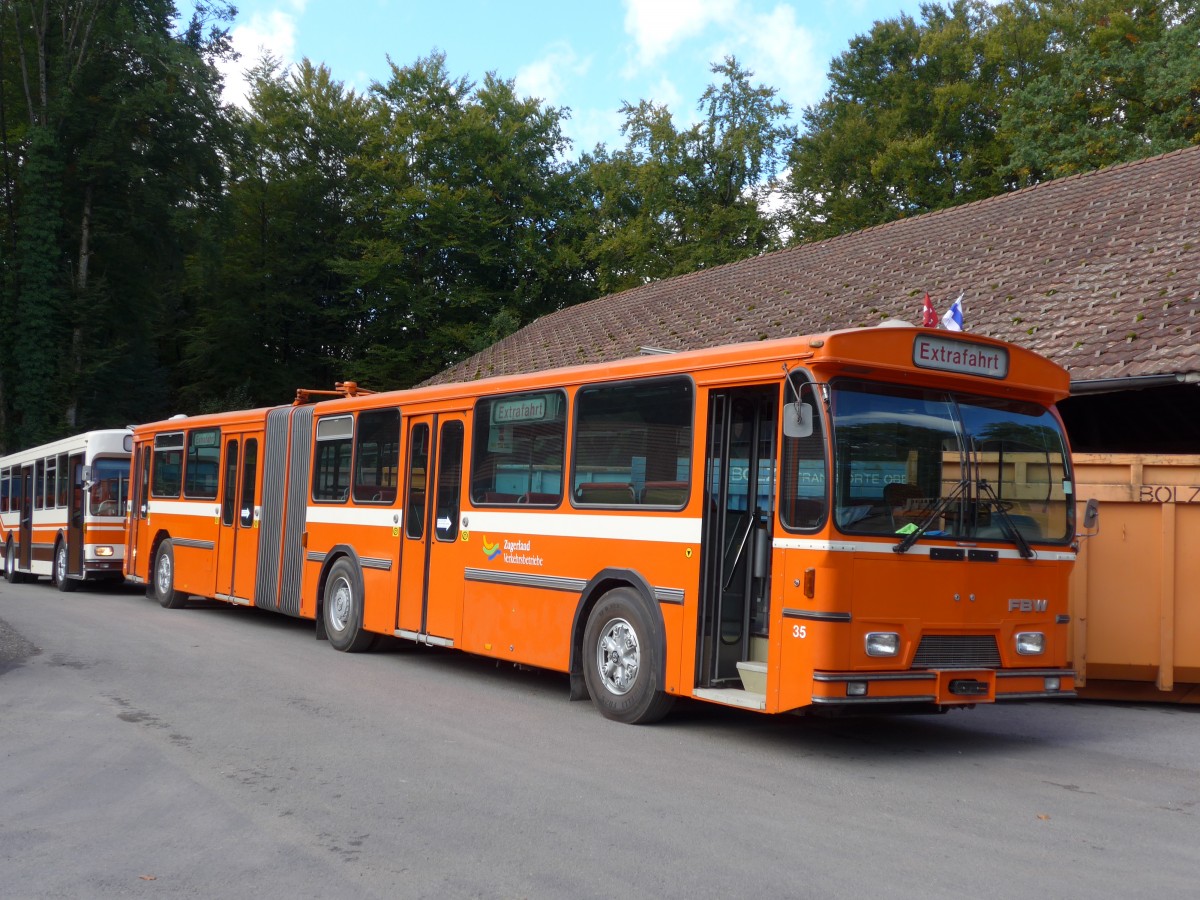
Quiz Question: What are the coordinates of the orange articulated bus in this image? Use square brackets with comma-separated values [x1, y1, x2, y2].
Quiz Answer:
[2, 429, 133, 590]
[124, 326, 1081, 723]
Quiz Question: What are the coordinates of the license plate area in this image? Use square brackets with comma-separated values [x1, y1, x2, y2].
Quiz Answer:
[936, 669, 996, 703]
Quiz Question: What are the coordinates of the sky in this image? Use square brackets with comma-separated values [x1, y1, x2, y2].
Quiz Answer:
[185, 0, 942, 155]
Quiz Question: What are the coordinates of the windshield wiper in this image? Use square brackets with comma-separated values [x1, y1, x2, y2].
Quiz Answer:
[976, 479, 1034, 559]
[893, 477, 969, 554]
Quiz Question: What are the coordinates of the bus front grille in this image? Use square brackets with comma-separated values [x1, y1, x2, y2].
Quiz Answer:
[911, 635, 1001, 669]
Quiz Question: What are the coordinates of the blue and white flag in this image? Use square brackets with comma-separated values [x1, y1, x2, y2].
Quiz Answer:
[941, 293, 964, 331]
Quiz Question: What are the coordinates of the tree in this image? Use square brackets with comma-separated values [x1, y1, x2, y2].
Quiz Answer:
[336, 52, 585, 389]
[582, 56, 795, 293]
[0, 0, 234, 448]
[785, 1, 1014, 243]
[179, 56, 372, 409]
[1001, 0, 1200, 182]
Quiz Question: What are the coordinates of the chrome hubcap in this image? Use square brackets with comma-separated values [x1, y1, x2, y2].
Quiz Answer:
[328, 578, 352, 633]
[595, 617, 640, 695]
[156, 553, 171, 595]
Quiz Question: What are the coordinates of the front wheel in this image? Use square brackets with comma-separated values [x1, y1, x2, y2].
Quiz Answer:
[322, 558, 375, 652]
[4, 541, 24, 584]
[582, 587, 674, 724]
[154, 540, 187, 609]
[54, 542, 78, 593]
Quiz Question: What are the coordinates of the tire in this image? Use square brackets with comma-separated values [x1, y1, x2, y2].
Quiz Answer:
[322, 558, 375, 652]
[153, 540, 187, 609]
[4, 541, 24, 584]
[582, 587, 674, 724]
[54, 542, 78, 593]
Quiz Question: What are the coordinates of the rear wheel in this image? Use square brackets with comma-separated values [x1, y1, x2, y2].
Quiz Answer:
[582, 587, 674, 724]
[154, 540, 187, 609]
[323, 558, 375, 652]
[54, 542, 78, 593]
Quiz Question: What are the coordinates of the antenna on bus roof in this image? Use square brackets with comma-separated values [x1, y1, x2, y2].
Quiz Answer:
[293, 381, 376, 406]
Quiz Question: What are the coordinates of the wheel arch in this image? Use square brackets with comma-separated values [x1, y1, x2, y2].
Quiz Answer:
[569, 567, 666, 701]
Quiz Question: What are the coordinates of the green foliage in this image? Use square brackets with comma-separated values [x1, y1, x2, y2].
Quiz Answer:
[582, 57, 795, 293]
[787, 0, 1200, 241]
[1001, 0, 1200, 181]
[2, 1, 1199, 445]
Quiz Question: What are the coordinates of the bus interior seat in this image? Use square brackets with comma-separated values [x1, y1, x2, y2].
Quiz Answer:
[520, 492, 560, 505]
[574, 482, 636, 504]
[641, 481, 687, 505]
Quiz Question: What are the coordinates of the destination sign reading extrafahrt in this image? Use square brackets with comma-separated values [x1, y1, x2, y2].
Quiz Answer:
[912, 334, 1008, 379]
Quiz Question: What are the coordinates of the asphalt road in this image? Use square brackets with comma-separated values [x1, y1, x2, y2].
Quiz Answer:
[2, 578, 1197, 899]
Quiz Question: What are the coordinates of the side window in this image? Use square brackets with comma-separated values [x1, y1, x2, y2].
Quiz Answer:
[240, 439, 258, 527]
[35, 459, 45, 509]
[780, 379, 829, 530]
[138, 447, 152, 515]
[221, 440, 239, 526]
[405, 423, 430, 539]
[56, 454, 69, 507]
[0, 467, 8, 513]
[184, 428, 221, 500]
[151, 433, 184, 498]
[435, 421, 464, 542]
[313, 415, 353, 502]
[470, 391, 566, 506]
[353, 409, 400, 504]
[573, 377, 693, 507]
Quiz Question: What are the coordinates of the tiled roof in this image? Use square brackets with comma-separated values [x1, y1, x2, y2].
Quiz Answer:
[429, 145, 1200, 386]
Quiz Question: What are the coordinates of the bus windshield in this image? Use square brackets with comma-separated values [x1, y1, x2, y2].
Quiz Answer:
[830, 380, 1072, 544]
[89, 457, 128, 517]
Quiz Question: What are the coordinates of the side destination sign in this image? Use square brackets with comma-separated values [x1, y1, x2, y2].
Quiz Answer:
[913, 334, 1008, 379]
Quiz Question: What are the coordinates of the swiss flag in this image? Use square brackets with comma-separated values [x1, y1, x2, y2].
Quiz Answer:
[921, 293, 938, 327]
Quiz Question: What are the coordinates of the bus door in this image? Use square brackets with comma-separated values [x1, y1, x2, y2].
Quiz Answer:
[698, 388, 777, 687]
[126, 444, 152, 580]
[215, 434, 261, 603]
[18, 464, 33, 569]
[67, 454, 85, 577]
[396, 414, 468, 644]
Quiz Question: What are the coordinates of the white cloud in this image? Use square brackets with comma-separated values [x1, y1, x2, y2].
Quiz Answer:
[622, 0, 738, 68]
[216, 2, 306, 107]
[515, 43, 591, 107]
[620, 2, 824, 114]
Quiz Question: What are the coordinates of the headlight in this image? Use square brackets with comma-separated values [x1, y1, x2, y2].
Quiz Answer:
[865, 632, 900, 657]
[846, 681, 868, 697]
[1015, 632, 1045, 655]
[94, 546, 114, 557]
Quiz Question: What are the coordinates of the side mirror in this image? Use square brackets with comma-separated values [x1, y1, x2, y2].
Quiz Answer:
[783, 401, 814, 439]
[1082, 497, 1100, 535]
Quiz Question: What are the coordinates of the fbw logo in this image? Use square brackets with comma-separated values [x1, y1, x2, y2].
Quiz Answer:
[1007, 598, 1048, 612]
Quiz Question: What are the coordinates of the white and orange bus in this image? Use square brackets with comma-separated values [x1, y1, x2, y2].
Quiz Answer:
[2, 429, 133, 590]
[124, 326, 1082, 722]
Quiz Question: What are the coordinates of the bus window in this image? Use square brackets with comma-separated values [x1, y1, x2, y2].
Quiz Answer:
[240, 439, 258, 527]
[405, 423, 430, 540]
[89, 458, 129, 517]
[352, 409, 400, 504]
[184, 428, 221, 500]
[314, 415, 354, 502]
[470, 390, 565, 506]
[573, 377, 693, 507]
[435, 421, 464, 542]
[35, 459, 46, 510]
[0, 467, 8, 513]
[56, 453, 69, 507]
[222, 440, 239, 526]
[151, 432, 184, 498]
[780, 379, 828, 530]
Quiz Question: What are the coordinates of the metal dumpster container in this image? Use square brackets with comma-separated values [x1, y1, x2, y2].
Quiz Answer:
[1070, 453, 1200, 702]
